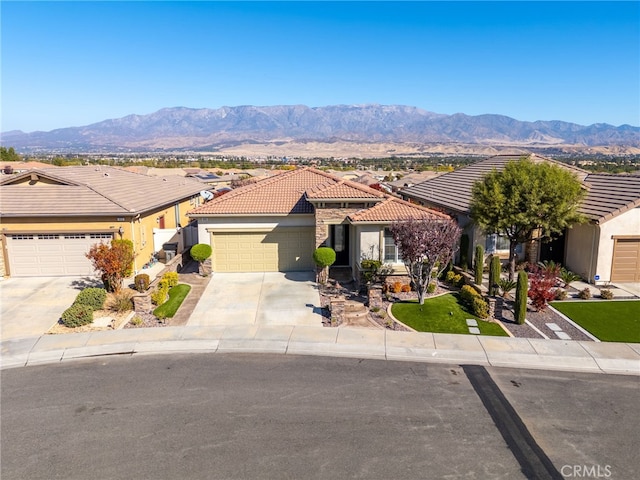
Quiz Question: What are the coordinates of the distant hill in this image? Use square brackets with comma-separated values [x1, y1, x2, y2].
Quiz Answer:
[2, 104, 639, 153]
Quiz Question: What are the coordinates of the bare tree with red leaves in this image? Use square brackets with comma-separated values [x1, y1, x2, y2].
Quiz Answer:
[86, 240, 135, 293]
[388, 217, 462, 305]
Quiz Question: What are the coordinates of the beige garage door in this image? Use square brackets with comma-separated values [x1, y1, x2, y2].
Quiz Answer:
[6, 233, 112, 277]
[611, 238, 640, 282]
[212, 228, 315, 272]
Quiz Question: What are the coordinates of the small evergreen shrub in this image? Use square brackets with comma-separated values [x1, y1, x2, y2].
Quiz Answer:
[313, 247, 336, 268]
[161, 271, 179, 288]
[459, 285, 480, 305]
[445, 271, 457, 284]
[458, 285, 488, 318]
[459, 234, 469, 270]
[61, 304, 94, 328]
[151, 280, 170, 306]
[455, 275, 465, 288]
[515, 270, 528, 325]
[554, 288, 568, 300]
[474, 244, 484, 285]
[427, 282, 436, 294]
[600, 289, 614, 300]
[470, 296, 489, 318]
[498, 279, 517, 297]
[578, 287, 592, 300]
[134, 273, 150, 292]
[130, 316, 143, 326]
[489, 255, 501, 296]
[190, 243, 212, 263]
[73, 287, 107, 310]
[560, 268, 582, 288]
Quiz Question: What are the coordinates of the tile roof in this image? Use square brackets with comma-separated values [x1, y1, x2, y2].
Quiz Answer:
[580, 174, 640, 223]
[401, 154, 590, 214]
[0, 166, 206, 217]
[348, 197, 449, 222]
[188, 167, 445, 223]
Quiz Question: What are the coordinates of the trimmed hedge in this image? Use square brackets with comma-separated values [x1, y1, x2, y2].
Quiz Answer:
[134, 273, 150, 292]
[313, 247, 336, 268]
[61, 304, 94, 328]
[73, 287, 106, 310]
[459, 285, 489, 318]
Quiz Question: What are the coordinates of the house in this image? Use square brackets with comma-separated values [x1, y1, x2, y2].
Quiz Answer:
[401, 154, 640, 284]
[187, 167, 449, 279]
[0, 166, 209, 277]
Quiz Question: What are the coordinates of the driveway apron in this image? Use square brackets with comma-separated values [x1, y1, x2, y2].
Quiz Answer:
[0, 277, 95, 340]
[187, 272, 323, 327]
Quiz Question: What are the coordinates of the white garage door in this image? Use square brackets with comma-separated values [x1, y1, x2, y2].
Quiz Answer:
[212, 228, 315, 272]
[6, 233, 113, 277]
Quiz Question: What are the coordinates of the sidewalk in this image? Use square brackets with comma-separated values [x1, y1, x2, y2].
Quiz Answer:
[2, 325, 639, 375]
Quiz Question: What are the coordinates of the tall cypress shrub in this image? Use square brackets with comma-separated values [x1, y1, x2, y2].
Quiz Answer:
[515, 270, 528, 324]
[474, 244, 484, 285]
[459, 234, 470, 270]
[489, 255, 501, 296]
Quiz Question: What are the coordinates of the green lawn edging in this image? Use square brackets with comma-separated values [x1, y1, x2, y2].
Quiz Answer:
[391, 293, 508, 336]
[550, 300, 640, 343]
[153, 283, 192, 319]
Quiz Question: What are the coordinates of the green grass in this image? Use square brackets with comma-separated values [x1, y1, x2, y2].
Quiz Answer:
[551, 300, 640, 342]
[153, 284, 191, 318]
[391, 293, 508, 336]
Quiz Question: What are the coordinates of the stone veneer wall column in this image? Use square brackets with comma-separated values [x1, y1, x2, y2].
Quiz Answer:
[314, 206, 363, 248]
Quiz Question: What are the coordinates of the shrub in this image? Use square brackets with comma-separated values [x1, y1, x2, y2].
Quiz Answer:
[554, 288, 568, 300]
[498, 279, 517, 297]
[73, 287, 107, 310]
[560, 268, 582, 288]
[130, 316, 143, 326]
[401, 284, 411, 293]
[427, 282, 436, 294]
[61, 304, 94, 328]
[190, 243, 212, 263]
[361, 259, 382, 283]
[470, 296, 489, 319]
[459, 234, 469, 270]
[86, 240, 135, 293]
[108, 290, 134, 313]
[578, 287, 592, 300]
[600, 289, 614, 300]
[459, 285, 480, 305]
[112, 239, 134, 277]
[134, 273, 150, 292]
[445, 271, 457, 284]
[474, 244, 484, 285]
[515, 270, 528, 324]
[313, 247, 336, 285]
[161, 271, 179, 288]
[392, 281, 403, 293]
[489, 255, 501, 296]
[455, 275, 465, 288]
[527, 263, 559, 310]
[151, 280, 170, 306]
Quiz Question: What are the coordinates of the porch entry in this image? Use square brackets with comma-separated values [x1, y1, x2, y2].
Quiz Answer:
[330, 224, 350, 266]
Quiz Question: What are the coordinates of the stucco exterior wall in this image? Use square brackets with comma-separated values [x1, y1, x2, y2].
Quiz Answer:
[596, 207, 640, 283]
[195, 215, 315, 246]
[565, 223, 598, 282]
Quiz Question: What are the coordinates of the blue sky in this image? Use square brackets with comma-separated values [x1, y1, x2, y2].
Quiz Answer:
[2, 1, 638, 132]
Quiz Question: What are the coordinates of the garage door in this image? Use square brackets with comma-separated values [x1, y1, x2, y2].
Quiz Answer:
[212, 228, 315, 272]
[6, 233, 113, 277]
[611, 238, 640, 282]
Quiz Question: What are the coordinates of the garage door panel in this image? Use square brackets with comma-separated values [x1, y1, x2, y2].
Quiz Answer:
[611, 239, 640, 283]
[212, 228, 314, 273]
[7, 233, 109, 277]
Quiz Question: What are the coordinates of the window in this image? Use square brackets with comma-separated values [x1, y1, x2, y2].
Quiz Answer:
[64, 234, 87, 239]
[486, 234, 510, 253]
[384, 228, 401, 263]
[90, 233, 113, 239]
[38, 234, 59, 240]
[12, 235, 34, 240]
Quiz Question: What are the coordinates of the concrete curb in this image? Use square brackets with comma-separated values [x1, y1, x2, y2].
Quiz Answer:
[2, 326, 639, 376]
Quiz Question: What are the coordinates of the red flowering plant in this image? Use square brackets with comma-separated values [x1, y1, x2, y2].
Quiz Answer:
[527, 261, 561, 311]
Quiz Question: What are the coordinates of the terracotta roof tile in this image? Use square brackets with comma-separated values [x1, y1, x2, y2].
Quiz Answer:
[305, 180, 384, 200]
[349, 197, 449, 222]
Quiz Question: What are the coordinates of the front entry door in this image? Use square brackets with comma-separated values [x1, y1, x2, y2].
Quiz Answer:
[330, 224, 349, 266]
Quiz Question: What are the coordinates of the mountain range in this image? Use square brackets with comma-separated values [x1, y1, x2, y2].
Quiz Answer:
[2, 104, 639, 153]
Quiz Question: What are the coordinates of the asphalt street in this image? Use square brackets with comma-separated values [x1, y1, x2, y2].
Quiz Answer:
[1, 354, 638, 480]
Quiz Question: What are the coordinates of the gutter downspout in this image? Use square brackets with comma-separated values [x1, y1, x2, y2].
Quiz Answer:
[588, 223, 599, 284]
[131, 214, 140, 274]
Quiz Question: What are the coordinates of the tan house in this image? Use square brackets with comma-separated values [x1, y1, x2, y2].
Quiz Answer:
[401, 154, 640, 284]
[0, 166, 208, 277]
[188, 167, 449, 280]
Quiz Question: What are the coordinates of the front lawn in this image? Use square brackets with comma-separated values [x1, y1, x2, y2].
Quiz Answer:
[391, 293, 508, 336]
[551, 300, 640, 343]
[153, 284, 191, 318]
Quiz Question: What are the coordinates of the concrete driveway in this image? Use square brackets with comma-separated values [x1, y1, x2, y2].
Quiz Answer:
[187, 271, 323, 327]
[0, 276, 100, 340]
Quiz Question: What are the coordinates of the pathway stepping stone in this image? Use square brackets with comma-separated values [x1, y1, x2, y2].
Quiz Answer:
[555, 331, 572, 340]
[468, 327, 481, 334]
[466, 319, 478, 327]
[546, 323, 562, 332]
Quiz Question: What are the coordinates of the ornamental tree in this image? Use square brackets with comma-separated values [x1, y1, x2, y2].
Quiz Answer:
[190, 243, 212, 276]
[388, 217, 462, 305]
[470, 158, 585, 281]
[86, 240, 135, 293]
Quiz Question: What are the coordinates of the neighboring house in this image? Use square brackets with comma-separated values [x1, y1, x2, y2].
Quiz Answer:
[0, 166, 209, 277]
[401, 154, 640, 284]
[188, 167, 448, 279]
[1, 161, 56, 175]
